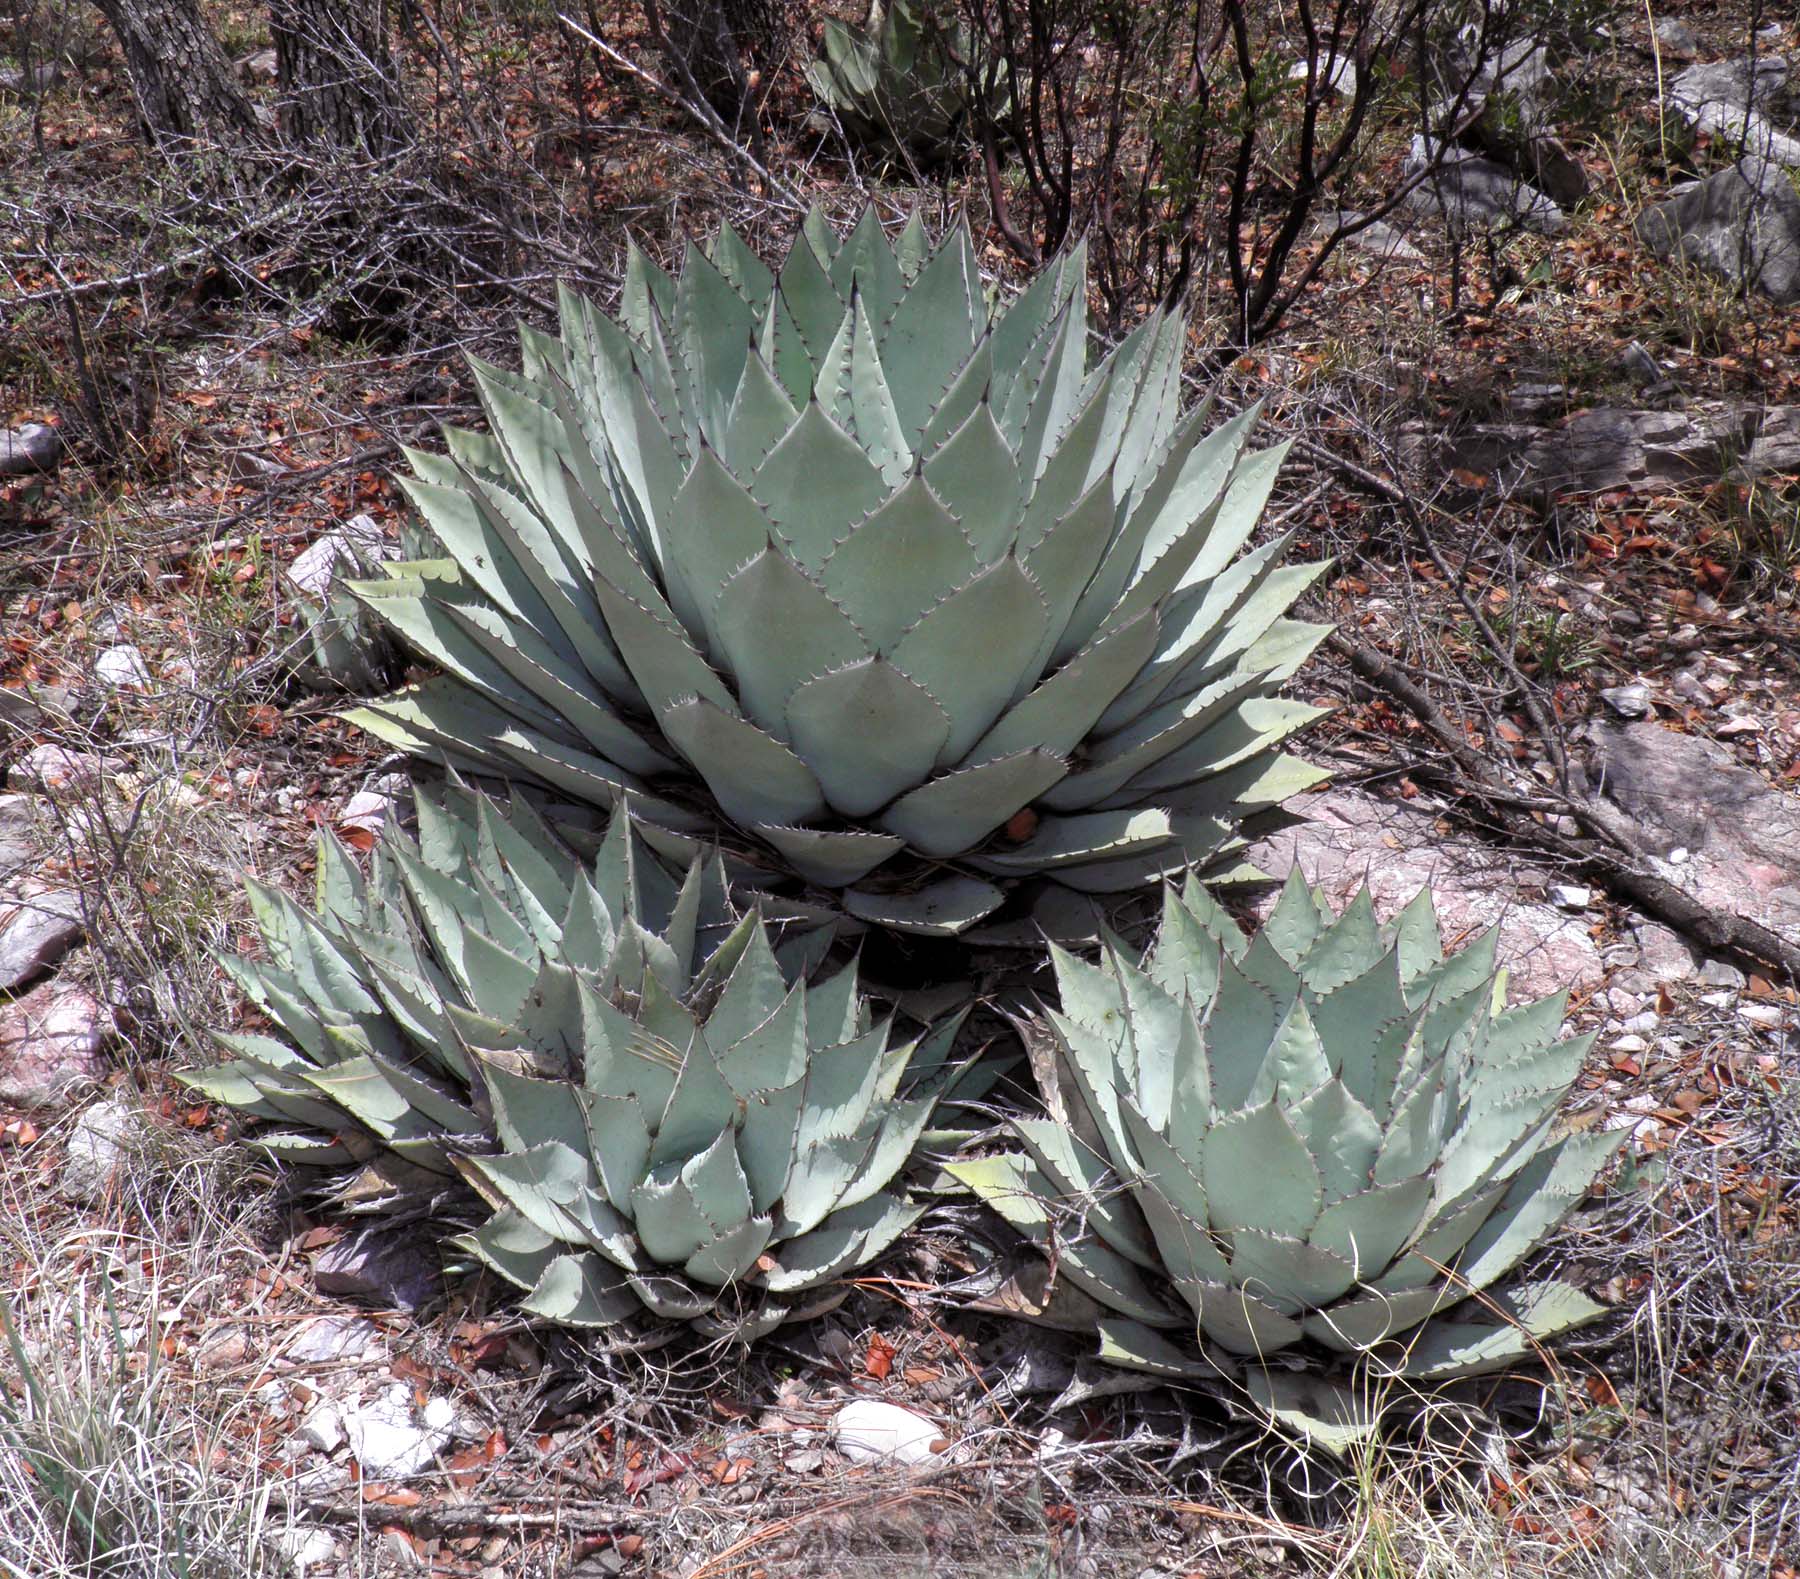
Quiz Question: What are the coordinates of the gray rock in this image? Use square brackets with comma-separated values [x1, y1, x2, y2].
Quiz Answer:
[1411, 405, 1800, 496]
[1535, 406, 1794, 492]
[230, 449, 291, 482]
[286, 514, 393, 599]
[1626, 922, 1702, 985]
[1242, 787, 1609, 1002]
[342, 1383, 454, 1478]
[0, 882, 84, 991]
[1322, 209, 1426, 262]
[0, 979, 111, 1110]
[1288, 54, 1357, 97]
[0, 685, 72, 731]
[1666, 57, 1800, 168]
[1635, 157, 1800, 305]
[273, 1525, 340, 1576]
[1619, 340, 1663, 385]
[1522, 136, 1589, 206]
[0, 423, 60, 476]
[93, 645, 151, 689]
[60, 1094, 140, 1204]
[239, 47, 278, 83]
[0, 795, 41, 884]
[1699, 958, 1747, 989]
[298, 1402, 346, 1453]
[1653, 18, 1701, 60]
[10, 746, 126, 795]
[1601, 683, 1654, 719]
[313, 1225, 439, 1311]
[1403, 138, 1567, 233]
[1441, 37, 1590, 204]
[283, 1314, 380, 1365]
[1594, 720, 1800, 941]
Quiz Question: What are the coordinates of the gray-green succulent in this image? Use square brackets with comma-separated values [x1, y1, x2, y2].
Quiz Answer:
[290, 528, 411, 694]
[807, 0, 982, 160]
[950, 873, 1622, 1451]
[343, 208, 1330, 938]
[190, 785, 967, 1340]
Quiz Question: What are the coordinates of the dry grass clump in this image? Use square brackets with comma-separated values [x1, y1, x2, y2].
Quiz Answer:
[0, 1129, 289, 1579]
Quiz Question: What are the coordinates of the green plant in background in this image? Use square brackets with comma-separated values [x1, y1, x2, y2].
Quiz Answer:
[345, 207, 1331, 938]
[1459, 604, 1596, 679]
[189, 784, 972, 1340]
[806, 0, 984, 161]
[951, 872, 1622, 1452]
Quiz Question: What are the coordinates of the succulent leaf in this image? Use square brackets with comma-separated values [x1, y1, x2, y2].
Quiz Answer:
[349, 209, 1326, 936]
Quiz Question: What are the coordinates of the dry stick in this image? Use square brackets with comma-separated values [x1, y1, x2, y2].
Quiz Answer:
[555, 13, 800, 211]
[3, 199, 306, 308]
[1332, 631, 1800, 981]
[1296, 435, 1569, 782]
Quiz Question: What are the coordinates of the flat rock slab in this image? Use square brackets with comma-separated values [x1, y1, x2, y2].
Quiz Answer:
[1592, 720, 1800, 940]
[0, 881, 84, 992]
[313, 1225, 440, 1311]
[0, 978, 112, 1110]
[1636, 156, 1800, 305]
[1405, 404, 1800, 496]
[1243, 788, 1608, 1002]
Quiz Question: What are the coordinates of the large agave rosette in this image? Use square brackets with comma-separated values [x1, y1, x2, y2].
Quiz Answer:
[345, 208, 1330, 936]
[191, 785, 966, 1340]
[951, 872, 1623, 1449]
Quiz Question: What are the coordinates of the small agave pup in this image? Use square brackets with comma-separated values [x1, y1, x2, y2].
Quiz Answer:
[192, 785, 968, 1341]
[950, 873, 1623, 1451]
[343, 207, 1331, 938]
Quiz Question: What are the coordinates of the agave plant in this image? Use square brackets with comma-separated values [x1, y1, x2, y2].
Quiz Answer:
[288, 522, 414, 694]
[950, 873, 1622, 1450]
[191, 784, 968, 1339]
[807, 0, 982, 160]
[344, 208, 1330, 937]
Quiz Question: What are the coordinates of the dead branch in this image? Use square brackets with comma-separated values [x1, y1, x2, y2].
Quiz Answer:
[1332, 630, 1800, 981]
[554, 13, 800, 211]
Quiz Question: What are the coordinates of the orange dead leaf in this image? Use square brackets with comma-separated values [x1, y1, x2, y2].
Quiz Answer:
[1003, 807, 1039, 842]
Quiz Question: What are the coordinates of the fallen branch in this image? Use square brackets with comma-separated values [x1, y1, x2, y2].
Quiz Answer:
[1333, 631, 1800, 981]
